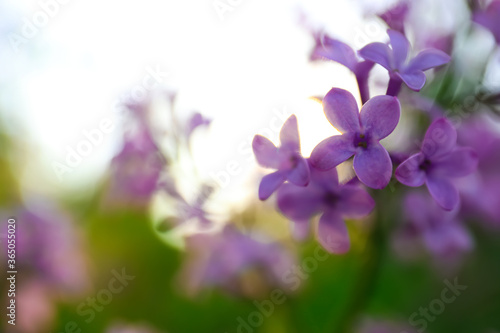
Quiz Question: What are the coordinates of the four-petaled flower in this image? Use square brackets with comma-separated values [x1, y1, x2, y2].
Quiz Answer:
[358, 30, 450, 93]
[253, 115, 310, 200]
[396, 192, 473, 260]
[395, 118, 478, 211]
[277, 162, 375, 254]
[311, 88, 401, 189]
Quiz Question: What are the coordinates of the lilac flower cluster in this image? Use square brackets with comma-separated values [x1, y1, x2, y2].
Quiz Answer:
[251, 17, 500, 260]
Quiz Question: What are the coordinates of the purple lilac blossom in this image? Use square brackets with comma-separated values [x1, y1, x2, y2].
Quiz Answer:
[310, 88, 401, 189]
[457, 117, 500, 227]
[395, 192, 473, 260]
[473, 0, 500, 44]
[310, 32, 374, 103]
[252, 114, 310, 200]
[1, 205, 89, 294]
[179, 225, 295, 295]
[106, 128, 164, 207]
[377, 1, 410, 34]
[358, 29, 450, 95]
[185, 112, 211, 141]
[277, 161, 375, 254]
[395, 118, 478, 211]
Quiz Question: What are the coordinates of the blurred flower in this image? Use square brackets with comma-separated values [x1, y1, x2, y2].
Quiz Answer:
[394, 192, 473, 261]
[1, 204, 90, 294]
[310, 88, 400, 189]
[310, 32, 374, 102]
[277, 162, 374, 254]
[15, 279, 57, 333]
[378, 1, 410, 33]
[457, 117, 500, 227]
[185, 112, 211, 141]
[253, 115, 310, 200]
[473, 0, 500, 44]
[359, 30, 450, 94]
[106, 128, 164, 207]
[179, 225, 295, 296]
[396, 118, 478, 210]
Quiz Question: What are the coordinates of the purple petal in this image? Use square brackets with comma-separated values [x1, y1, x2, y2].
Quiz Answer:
[323, 88, 360, 134]
[288, 157, 310, 186]
[422, 118, 457, 159]
[407, 49, 451, 72]
[388, 29, 410, 69]
[309, 162, 340, 192]
[426, 176, 459, 211]
[252, 135, 279, 169]
[378, 2, 409, 33]
[310, 135, 355, 170]
[312, 35, 358, 71]
[404, 192, 432, 228]
[358, 42, 392, 70]
[338, 185, 375, 218]
[359, 95, 401, 140]
[423, 222, 473, 257]
[317, 211, 350, 254]
[397, 70, 426, 91]
[277, 183, 322, 220]
[395, 153, 426, 187]
[280, 115, 300, 151]
[433, 148, 478, 178]
[258, 171, 287, 200]
[353, 143, 392, 189]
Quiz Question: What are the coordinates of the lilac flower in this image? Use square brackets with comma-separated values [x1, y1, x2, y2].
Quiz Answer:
[378, 1, 410, 34]
[277, 162, 375, 254]
[310, 88, 401, 189]
[106, 128, 164, 207]
[358, 29, 451, 95]
[179, 225, 295, 296]
[1, 204, 90, 294]
[473, 0, 500, 44]
[457, 117, 500, 227]
[395, 192, 473, 260]
[253, 115, 310, 200]
[395, 118, 478, 211]
[311, 32, 374, 103]
[185, 112, 211, 140]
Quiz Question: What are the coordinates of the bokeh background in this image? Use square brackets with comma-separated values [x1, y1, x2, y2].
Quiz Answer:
[1, 0, 500, 332]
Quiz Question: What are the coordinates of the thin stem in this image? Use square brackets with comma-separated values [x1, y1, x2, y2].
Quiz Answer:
[386, 75, 403, 96]
[325, 191, 389, 333]
[356, 75, 370, 105]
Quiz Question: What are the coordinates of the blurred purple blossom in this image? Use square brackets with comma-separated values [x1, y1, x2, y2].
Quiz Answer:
[359, 30, 450, 94]
[457, 117, 500, 227]
[396, 118, 478, 211]
[394, 192, 473, 260]
[253, 115, 310, 200]
[277, 161, 374, 254]
[377, 1, 410, 33]
[310, 88, 400, 189]
[310, 32, 374, 103]
[473, 0, 500, 44]
[1, 204, 90, 294]
[106, 128, 164, 207]
[185, 112, 211, 141]
[179, 226, 295, 295]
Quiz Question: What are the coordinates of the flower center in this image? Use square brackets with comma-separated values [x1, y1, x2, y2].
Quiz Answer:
[419, 159, 432, 171]
[324, 192, 339, 206]
[354, 133, 369, 149]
